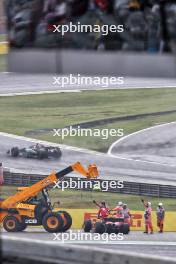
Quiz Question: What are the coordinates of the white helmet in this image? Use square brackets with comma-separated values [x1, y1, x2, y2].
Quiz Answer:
[147, 202, 151, 207]
[158, 202, 163, 207]
[118, 201, 123, 206]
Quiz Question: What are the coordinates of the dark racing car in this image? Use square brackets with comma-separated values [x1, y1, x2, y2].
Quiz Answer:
[84, 213, 130, 235]
[7, 144, 62, 160]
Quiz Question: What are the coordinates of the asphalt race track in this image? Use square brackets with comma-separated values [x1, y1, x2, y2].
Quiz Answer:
[108, 122, 176, 166]
[2, 229, 176, 258]
[1, 77, 176, 262]
[1, 74, 176, 185]
[0, 73, 176, 96]
[1, 132, 176, 185]
[0, 75, 176, 185]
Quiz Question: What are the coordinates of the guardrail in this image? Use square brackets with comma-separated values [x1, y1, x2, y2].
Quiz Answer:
[3, 170, 176, 198]
[2, 237, 176, 264]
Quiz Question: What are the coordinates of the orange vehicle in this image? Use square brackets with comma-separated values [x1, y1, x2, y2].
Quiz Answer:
[0, 162, 98, 233]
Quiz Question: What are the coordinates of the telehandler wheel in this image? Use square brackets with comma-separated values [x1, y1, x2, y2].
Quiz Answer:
[42, 212, 64, 233]
[58, 211, 72, 232]
[3, 215, 20, 232]
[18, 221, 27, 231]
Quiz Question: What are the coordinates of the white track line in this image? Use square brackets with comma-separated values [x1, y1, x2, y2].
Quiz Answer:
[2, 235, 176, 246]
[1, 86, 176, 97]
[1, 131, 175, 168]
[1, 80, 176, 97]
[0, 90, 81, 97]
[0, 131, 99, 155]
[108, 121, 176, 167]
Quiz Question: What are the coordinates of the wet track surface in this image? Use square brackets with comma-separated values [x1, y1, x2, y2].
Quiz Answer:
[109, 122, 176, 166]
[1, 75, 176, 261]
[0, 73, 176, 95]
[1, 132, 176, 185]
[2, 229, 176, 258]
[0, 74, 176, 185]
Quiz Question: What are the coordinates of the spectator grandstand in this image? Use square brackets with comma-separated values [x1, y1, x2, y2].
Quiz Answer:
[3, 0, 176, 52]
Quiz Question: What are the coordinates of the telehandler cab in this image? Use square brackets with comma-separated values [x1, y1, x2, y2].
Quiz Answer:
[0, 162, 98, 233]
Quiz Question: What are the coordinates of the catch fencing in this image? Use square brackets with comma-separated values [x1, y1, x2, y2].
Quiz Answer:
[3, 170, 176, 198]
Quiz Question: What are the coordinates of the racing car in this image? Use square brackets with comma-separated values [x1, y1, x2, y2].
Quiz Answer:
[7, 144, 62, 159]
[84, 213, 130, 235]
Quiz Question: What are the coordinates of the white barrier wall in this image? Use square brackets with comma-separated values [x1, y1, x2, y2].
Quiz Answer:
[8, 49, 176, 77]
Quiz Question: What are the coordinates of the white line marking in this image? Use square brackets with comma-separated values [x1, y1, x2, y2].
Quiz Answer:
[1, 131, 176, 168]
[1, 80, 176, 97]
[2, 235, 176, 246]
[0, 131, 100, 155]
[0, 90, 81, 97]
[108, 121, 176, 167]
[0, 41, 8, 44]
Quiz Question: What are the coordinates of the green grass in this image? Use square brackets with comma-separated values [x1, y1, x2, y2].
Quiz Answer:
[0, 55, 6, 71]
[39, 112, 176, 152]
[0, 89, 176, 152]
[1, 185, 176, 211]
[0, 34, 6, 42]
[0, 35, 7, 71]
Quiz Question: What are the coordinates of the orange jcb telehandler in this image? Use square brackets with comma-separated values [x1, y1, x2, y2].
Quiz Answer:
[0, 162, 98, 233]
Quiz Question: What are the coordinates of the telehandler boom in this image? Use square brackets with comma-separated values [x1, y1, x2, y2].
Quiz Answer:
[0, 162, 98, 233]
